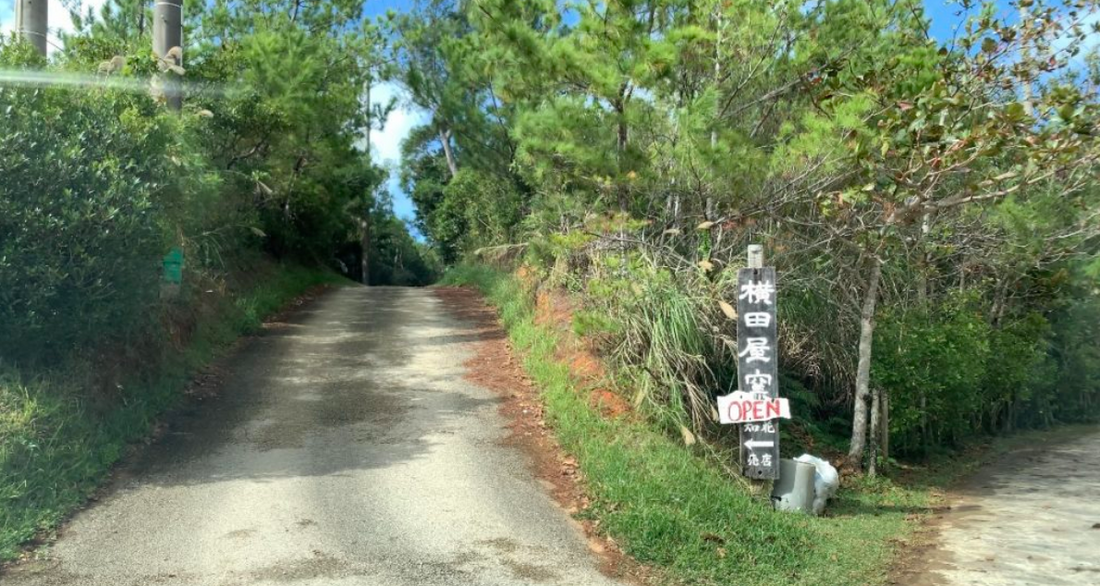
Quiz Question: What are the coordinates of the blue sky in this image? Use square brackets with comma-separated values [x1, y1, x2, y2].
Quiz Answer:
[0, 1, 1041, 232]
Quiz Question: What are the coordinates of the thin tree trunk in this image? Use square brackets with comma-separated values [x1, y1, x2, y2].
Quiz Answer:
[921, 389, 929, 458]
[869, 386, 881, 477]
[711, 7, 722, 148]
[918, 211, 932, 303]
[617, 113, 628, 153]
[848, 256, 883, 467]
[1019, 5, 1035, 118]
[882, 391, 890, 467]
[360, 217, 371, 285]
[439, 127, 458, 179]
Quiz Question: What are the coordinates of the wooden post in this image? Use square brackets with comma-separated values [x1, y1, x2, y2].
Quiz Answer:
[16, 0, 48, 56]
[738, 244, 780, 480]
[153, 0, 183, 110]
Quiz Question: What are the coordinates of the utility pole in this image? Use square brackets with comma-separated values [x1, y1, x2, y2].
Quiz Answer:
[360, 74, 372, 286]
[153, 0, 183, 110]
[16, 0, 48, 56]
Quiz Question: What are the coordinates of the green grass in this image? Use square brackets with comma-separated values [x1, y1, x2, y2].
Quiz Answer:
[0, 262, 347, 562]
[443, 264, 939, 586]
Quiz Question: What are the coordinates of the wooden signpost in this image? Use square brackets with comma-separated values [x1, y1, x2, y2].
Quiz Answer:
[718, 245, 786, 480]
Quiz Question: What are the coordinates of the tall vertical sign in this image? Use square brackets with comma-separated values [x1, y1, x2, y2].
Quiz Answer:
[717, 245, 786, 479]
[736, 262, 780, 479]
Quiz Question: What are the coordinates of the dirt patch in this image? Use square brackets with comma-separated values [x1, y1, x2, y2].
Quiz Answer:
[889, 428, 1100, 585]
[533, 289, 632, 420]
[432, 286, 648, 584]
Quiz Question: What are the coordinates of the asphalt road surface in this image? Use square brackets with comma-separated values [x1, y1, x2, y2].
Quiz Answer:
[5, 287, 625, 586]
[918, 429, 1100, 585]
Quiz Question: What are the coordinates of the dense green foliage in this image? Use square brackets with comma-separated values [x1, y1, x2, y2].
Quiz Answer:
[1, 43, 172, 361]
[1, 0, 438, 363]
[399, 0, 1100, 465]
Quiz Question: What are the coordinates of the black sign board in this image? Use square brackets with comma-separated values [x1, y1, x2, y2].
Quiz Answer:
[737, 267, 780, 479]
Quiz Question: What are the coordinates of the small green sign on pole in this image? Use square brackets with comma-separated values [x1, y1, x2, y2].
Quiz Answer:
[162, 247, 184, 284]
[161, 247, 184, 299]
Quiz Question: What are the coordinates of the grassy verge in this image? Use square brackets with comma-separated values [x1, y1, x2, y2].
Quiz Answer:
[0, 262, 347, 562]
[443, 264, 942, 586]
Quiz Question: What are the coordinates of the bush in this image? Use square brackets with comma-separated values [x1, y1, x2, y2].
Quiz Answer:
[0, 44, 176, 362]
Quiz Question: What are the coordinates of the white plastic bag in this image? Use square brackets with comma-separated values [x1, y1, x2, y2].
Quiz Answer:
[794, 454, 839, 515]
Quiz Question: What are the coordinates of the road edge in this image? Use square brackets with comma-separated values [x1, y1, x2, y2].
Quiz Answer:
[431, 285, 651, 585]
[0, 278, 343, 571]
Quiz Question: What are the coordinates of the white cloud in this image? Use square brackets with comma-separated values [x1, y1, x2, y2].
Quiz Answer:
[368, 81, 429, 166]
[350, 81, 430, 225]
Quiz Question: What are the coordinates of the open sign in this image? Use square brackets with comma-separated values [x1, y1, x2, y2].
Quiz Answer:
[717, 391, 791, 424]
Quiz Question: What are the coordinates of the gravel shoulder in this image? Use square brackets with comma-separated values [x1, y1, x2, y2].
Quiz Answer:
[904, 428, 1100, 586]
[3, 286, 626, 586]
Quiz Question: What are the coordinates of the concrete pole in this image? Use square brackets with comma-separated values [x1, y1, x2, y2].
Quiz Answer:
[771, 459, 816, 514]
[153, 0, 183, 110]
[16, 0, 48, 56]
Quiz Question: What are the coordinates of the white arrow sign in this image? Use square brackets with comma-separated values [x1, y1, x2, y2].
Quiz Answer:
[743, 439, 775, 450]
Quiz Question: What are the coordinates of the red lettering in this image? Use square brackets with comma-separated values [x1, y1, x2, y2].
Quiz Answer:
[765, 400, 781, 419]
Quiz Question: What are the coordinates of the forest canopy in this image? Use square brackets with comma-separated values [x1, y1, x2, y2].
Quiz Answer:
[392, 0, 1100, 469]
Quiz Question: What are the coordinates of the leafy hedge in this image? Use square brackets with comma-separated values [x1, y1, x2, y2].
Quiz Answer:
[0, 42, 176, 362]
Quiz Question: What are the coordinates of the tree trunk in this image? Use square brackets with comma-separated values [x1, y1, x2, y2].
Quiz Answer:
[868, 386, 881, 477]
[848, 256, 883, 467]
[359, 217, 371, 285]
[921, 389, 929, 458]
[439, 127, 458, 179]
[882, 391, 890, 467]
[711, 7, 722, 148]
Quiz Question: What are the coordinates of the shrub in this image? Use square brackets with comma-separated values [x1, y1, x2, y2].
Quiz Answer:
[0, 44, 176, 362]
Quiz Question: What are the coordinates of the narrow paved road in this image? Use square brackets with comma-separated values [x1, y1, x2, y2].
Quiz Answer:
[918, 430, 1100, 585]
[6, 287, 624, 586]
